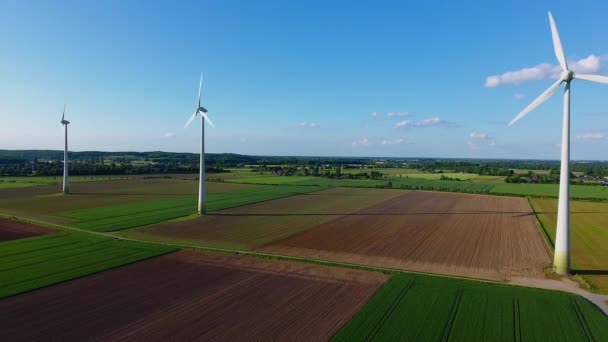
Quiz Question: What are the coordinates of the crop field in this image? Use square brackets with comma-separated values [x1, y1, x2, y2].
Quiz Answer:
[334, 273, 608, 341]
[0, 250, 386, 341]
[258, 191, 552, 280]
[0, 218, 57, 242]
[491, 183, 608, 200]
[60, 184, 323, 232]
[0, 175, 127, 188]
[401, 172, 479, 180]
[0, 232, 175, 298]
[531, 198, 608, 293]
[0, 178, 259, 222]
[223, 175, 319, 185]
[118, 188, 406, 249]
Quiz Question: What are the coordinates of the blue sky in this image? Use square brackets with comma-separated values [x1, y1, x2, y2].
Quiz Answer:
[2, 0, 608, 159]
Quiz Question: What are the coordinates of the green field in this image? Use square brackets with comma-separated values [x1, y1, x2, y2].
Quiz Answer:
[0, 232, 175, 298]
[0, 176, 125, 188]
[492, 183, 608, 200]
[334, 273, 608, 341]
[60, 185, 323, 232]
[531, 198, 608, 293]
[400, 172, 479, 180]
[222, 175, 319, 185]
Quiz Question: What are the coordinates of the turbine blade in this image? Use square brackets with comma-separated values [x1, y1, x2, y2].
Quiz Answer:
[198, 73, 203, 108]
[184, 111, 198, 128]
[62, 104, 66, 121]
[548, 12, 568, 71]
[201, 112, 215, 128]
[509, 79, 563, 126]
[575, 73, 608, 84]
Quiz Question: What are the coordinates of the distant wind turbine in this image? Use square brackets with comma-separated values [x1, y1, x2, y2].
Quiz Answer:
[60, 105, 70, 194]
[185, 73, 215, 214]
[508, 12, 608, 275]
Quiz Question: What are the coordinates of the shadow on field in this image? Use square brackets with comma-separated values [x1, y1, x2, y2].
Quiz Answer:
[534, 211, 608, 215]
[69, 192, 194, 196]
[573, 269, 608, 275]
[209, 211, 535, 217]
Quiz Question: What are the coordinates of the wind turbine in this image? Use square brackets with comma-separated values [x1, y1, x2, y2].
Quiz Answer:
[60, 105, 70, 194]
[185, 73, 215, 214]
[508, 12, 608, 275]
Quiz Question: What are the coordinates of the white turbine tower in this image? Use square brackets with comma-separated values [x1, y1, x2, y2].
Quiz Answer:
[185, 73, 215, 214]
[60, 104, 70, 194]
[508, 12, 608, 275]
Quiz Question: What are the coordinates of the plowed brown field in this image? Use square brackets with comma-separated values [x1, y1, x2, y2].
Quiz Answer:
[0, 251, 386, 341]
[258, 191, 552, 280]
[0, 218, 57, 242]
[120, 188, 406, 249]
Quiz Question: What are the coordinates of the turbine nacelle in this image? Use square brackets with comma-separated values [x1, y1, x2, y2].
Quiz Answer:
[561, 70, 574, 82]
[61, 119, 70, 125]
[508, 12, 608, 127]
[184, 73, 216, 128]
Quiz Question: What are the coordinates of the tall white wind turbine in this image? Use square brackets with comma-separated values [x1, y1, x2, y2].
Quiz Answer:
[508, 12, 608, 275]
[60, 105, 70, 194]
[185, 73, 215, 214]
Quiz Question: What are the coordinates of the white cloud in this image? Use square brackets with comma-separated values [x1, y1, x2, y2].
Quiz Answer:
[576, 132, 605, 140]
[395, 120, 411, 129]
[370, 112, 378, 118]
[469, 131, 490, 139]
[164, 132, 175, 138]
[298, 122, 320, 128]
[484, 55, 601, 87]
[381, 138, 408, 145]
[513, 93, 525, 100]
[415, 117, 447, 127]
[386, 112, 411, 118]
[352, 137, 370, 147]
[396, 117, 447, 129]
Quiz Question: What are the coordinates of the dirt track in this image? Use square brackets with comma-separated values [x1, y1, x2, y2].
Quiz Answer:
[0, 251, 386, 341]
[258, 191, 553, 280]
[0, 218, 57, 242]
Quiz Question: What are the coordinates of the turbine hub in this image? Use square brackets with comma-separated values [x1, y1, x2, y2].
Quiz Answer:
[561, 69, 574, 82]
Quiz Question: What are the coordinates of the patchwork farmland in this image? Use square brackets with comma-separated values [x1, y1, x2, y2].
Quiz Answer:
[120, 188, 406, 249]
[0, 176, 607, 340]
[258, 191, 552, 280]
[0, 251, 386, 341]
[0, 218, 56, 242]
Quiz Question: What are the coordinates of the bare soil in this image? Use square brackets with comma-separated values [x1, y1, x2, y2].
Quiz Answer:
[0, 218, 57, 242]
[123, 188, 406, 249]
[257, 191, 553, 281]
[0, 250, 386, 341]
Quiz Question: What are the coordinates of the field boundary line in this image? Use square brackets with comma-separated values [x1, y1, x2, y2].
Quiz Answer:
[527, 197, 555, 250]
[3, 211, 608, 316]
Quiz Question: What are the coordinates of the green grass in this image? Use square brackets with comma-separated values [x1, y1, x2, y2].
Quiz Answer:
[0, 232, 175, 298]
[59, 185, 323, 232]
[0, 176, 124, 188]
[531, 198, 608, 293]
[224, 175, 319, 185]
[334, 273, 608, 341]
[289, 177, 494, 193]
[491, 183, 608, 200]
[400, 172, 479, 180]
